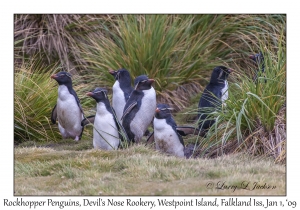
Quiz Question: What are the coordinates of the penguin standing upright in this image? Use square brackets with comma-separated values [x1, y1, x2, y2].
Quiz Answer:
[198, 66, 233, 133]
[249, 52, 265, 82]
[50, 71, 84, 141]
[146, 104, 199, 158]
[121, 75, 156, 143]
[84, 87, 126, 150]
[109, 68, 133, 121]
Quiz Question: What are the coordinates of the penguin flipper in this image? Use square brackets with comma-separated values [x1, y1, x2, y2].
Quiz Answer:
[201, 88, 222, 108]
[51, 104, 57, 124]
[81, 115, 95, 127]
[145, 132, 154, 145]
[121, 101, 137, 121]
[176, 126, 201, 136]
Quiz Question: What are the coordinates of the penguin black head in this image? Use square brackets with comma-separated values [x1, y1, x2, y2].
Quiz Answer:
[210, 66, 233, 84]
[86, 87, 108, 103]
[109, 68, 131, 82]
[109, 69, 118, 79]
[155, 104, 173, 119]
[134, 75, 155, 91]
[250, 52, 264, 63]
[51, 71, 72, 86]
[250, 52, 265, 72]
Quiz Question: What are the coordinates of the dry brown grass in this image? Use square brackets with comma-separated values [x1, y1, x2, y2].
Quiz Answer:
[238, 106, 286, 164]
[157, 82, 204, 112]
[14, 14, 114, 72]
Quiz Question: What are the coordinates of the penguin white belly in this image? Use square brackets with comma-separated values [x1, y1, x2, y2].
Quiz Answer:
[112, 81, 126, 122]
[57, 85, 83, 139]
[154, 118, 184, 158]
[130, 88, 156, 142]
[221, 80, 229, 105]
[93, 102, 119, 150]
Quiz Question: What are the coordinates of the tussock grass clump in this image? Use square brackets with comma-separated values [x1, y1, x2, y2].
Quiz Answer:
[78, 14, 240, 109]
[14, 59, 61, 143]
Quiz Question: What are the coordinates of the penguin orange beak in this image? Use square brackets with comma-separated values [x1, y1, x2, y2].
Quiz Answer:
[148, 79, 155, 84]
[249, 55, 255, 59]
[228, 68, 234, 73]
[109, 69, 116, 75]
[155, 108, 160, 113]
[51, 74, 58, 79]
[86, 92, 93, 97]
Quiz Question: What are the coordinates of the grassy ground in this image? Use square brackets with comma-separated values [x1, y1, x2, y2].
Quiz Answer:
[14, 139, 285, 196]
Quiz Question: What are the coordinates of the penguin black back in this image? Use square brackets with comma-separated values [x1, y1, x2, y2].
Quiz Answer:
[122, 92, 143, 141]
[198, 66, 233, 132]
[122, 75, 156, 142]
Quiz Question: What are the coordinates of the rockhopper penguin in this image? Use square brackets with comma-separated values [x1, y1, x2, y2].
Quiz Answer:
[121, 75, 156, 143]
[146, 104, 200, 158]
[50, 71, 84, 141]
[109, 68, 134, 122]
[198, 66, 233, 133]
[84, 87, 128, 150]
